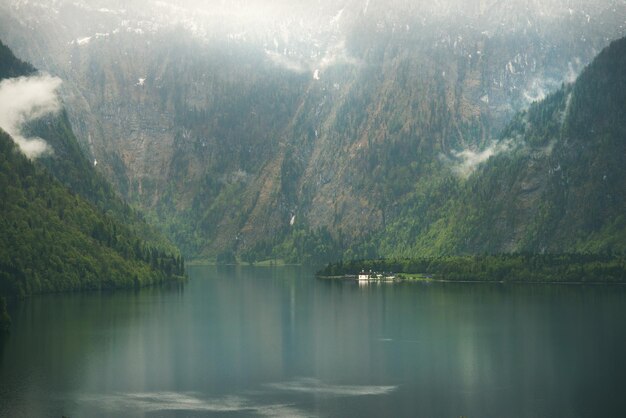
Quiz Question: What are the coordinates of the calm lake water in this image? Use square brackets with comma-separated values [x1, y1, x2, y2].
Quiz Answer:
[1, 266, 626, 417]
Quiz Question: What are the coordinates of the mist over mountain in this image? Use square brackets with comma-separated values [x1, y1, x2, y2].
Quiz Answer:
[0, 41, 184, 297]
[377, 36, 626, 257]
[1, 0, 624, 263]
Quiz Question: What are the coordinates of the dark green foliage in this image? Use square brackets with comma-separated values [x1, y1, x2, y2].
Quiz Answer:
[216, 249, 236, 265]
[319, 253, 626, 283]
[565, 37, 626, 140]
[0, 40, 35, 78]
[280, 226, 343, 266]
[0, 130, 185, 298]
[0, 297, 10, 333]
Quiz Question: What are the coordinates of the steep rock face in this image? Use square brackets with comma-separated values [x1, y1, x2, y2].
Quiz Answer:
[1, 1, 625, 260]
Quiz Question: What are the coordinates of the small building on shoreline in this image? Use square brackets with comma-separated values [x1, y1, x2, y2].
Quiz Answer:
[358, 271, 395, 282]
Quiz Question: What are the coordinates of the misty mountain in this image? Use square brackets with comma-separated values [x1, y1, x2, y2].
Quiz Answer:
[1, 0, 624, 263]
[376, 36, 626, 257]
[0, 41, 184, 297]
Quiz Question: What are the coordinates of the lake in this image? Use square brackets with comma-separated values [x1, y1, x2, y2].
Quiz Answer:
[1, 265, 626, 417]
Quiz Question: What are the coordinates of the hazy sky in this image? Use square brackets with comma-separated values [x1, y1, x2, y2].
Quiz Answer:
[6, 0, 624, 54]
[11, 0, 624, 33]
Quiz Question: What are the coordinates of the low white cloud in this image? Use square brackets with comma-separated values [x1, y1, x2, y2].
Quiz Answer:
[264, 49, 308, 73]
[318, 38, 359, 69]
[0, 74, 63, 158]
[523, 78, 549, 103]
[450, 139, 515, 178]
[565, 61, 578, 83]
[76, 36, 92, 45]
[265, 38, 359, 76]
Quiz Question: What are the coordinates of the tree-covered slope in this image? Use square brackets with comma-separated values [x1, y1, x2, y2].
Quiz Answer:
[0, 129, 183, 297]
[0, 41, 184, 299]
[0, 40, 34, 78]
[378, 37, 626, 257]
[1, 39, 178, 254]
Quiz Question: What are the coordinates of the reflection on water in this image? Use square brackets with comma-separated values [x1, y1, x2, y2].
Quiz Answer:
[1, 266, 626, 417]
[76, 378, 397, 416]
[77, 391, 308, 416]
[266, 378, 397, 396]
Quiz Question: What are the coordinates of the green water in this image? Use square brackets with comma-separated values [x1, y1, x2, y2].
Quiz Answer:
[1, 265, 625, 417]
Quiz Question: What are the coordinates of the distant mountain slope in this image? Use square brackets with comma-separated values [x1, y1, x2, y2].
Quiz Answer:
[379, 37, 626, 256]
[2, 3, 625, 263]
[2, 1, 624, 263]
[0, 41, 184, 298]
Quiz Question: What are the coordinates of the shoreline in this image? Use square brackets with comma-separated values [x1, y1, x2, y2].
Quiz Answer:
[315, 275, 626, 285]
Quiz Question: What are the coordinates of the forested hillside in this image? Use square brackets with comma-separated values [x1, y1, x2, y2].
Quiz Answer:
[0, 130, 183, 297]
[0, 42, 184, 302]
[374, 37, 626, 257]
[319, 254, 626, 283]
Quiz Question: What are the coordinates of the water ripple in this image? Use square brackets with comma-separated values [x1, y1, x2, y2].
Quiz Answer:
[78, 392, 308, 416]
[267, 378, 398, 397]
